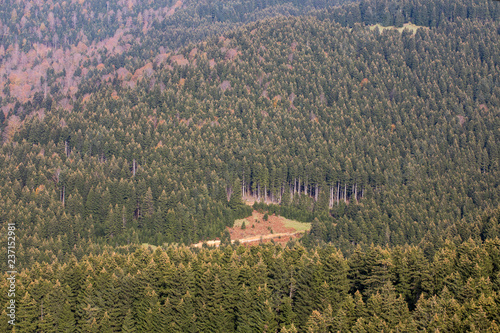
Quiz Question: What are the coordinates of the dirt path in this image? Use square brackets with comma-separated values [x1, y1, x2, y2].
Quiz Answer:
[192, 230, 305, 248]
[192, 210, 310, 248]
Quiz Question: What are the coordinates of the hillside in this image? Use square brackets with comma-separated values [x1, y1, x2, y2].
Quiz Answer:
[1, 0, 499, 267]
[1, 0, 500, 331]
[0, 0, 356, 118]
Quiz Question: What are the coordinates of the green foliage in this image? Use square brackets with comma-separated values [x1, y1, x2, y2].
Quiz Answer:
[7, 239, 500, 332]
[1, 0, 498, 265]
[1, 0, 500, 329]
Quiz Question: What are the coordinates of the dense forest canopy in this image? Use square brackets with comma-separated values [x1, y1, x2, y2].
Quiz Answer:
[1, 0, 498, 260]
[0, 0, 499, 331]
[1, 239, 500, 331]
[0, 0, 357, 112]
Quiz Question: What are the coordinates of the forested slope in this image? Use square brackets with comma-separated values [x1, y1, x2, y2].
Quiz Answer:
[1, 239, 500, 331]
[0, 0, 355, 114]
[1, 0, 500, 269]
[1, 0, 500, 331]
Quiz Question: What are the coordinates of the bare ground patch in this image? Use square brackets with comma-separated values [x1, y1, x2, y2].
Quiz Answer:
[193, 210, 311, 248]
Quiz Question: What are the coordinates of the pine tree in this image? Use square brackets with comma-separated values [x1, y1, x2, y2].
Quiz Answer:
[121, 309, 137, 333]
[16, 292, 38, 333]
[305, 305, 334, 333]
[57, 301, 76, 333]
[100, 312, 113, 333]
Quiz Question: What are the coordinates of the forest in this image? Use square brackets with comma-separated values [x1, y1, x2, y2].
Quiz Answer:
[1, 238, 500, 332]
[0, 0, 499, 331]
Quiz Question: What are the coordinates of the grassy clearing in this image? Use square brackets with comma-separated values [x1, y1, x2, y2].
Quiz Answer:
[369, 23, 428, 34]
[234, 218, 247, 228]
[281, 217, 311, 232]
[141, 243, 158, 250]
[234, 213, 311, 232]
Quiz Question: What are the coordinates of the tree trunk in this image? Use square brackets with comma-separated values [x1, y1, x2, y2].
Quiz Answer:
[337, 182, 340, 206]
[61, 186, 65, 207]
[344, 183, 347, 204]
[329, 186, 333, 208]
